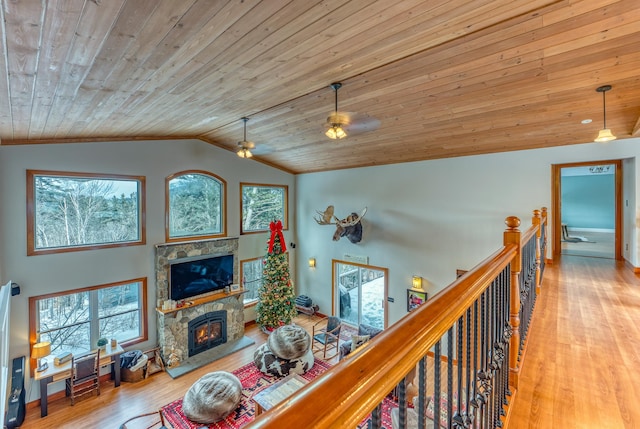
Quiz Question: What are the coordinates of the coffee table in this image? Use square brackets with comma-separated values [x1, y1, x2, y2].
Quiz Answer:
[252, 374, 308, 415]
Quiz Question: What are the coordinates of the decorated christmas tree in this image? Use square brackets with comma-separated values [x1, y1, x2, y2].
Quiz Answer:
[256, 220, 297, 331]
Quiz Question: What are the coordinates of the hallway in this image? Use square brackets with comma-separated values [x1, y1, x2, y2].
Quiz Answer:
[509, 255, 640, 428]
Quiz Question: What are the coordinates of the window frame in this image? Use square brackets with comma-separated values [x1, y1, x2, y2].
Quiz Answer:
[27, 170, 146, 256]
[28, 277, 148, 374]
[240, 183, 288, 235]
[240, 256, 264, 306]
[165, 170, 227, 243]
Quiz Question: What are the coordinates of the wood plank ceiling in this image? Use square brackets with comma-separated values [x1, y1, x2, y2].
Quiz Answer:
[0, 0, 639, 174]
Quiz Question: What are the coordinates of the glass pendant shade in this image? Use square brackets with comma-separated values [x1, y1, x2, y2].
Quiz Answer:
[594, 128, 616, 142]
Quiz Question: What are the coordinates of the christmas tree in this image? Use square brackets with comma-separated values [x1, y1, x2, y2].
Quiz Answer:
[256, 220, 297, 331]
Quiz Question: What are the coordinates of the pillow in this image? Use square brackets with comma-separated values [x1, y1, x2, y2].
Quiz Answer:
[350, 334, 370, 352]
[358, 323, 382, 338]
[425, 392, 461, 428]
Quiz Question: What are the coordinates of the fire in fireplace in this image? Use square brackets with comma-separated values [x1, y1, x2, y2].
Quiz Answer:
[188, 311, 227, 357]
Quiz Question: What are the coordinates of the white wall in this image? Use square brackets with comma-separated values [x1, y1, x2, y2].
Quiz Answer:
[295, 138, 640, 325]
[0, 139, 295, 401]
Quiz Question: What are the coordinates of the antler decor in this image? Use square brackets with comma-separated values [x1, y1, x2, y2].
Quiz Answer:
[314, 206, 367, 243]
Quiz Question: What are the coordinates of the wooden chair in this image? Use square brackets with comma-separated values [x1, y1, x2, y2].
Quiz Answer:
[118, 410, 168, 429]
[65, 349, 100, 405]
[312, 316, 342, 359]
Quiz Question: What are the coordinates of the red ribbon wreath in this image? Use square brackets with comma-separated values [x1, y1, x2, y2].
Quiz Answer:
[268, 220, 287, 253]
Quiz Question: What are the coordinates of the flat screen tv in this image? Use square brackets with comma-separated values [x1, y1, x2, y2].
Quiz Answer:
[169, 254, 234, 302]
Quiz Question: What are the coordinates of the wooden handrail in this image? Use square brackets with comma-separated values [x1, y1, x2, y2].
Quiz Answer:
[249, 245, 518, 428]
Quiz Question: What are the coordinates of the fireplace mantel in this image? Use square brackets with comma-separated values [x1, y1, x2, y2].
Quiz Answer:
[156, 288, 246, 315]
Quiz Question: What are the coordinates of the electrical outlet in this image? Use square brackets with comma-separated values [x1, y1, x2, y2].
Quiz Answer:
[626, 243, 629, 251]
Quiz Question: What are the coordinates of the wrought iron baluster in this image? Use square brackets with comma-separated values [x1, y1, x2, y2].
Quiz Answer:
[435, 341, 442, 429]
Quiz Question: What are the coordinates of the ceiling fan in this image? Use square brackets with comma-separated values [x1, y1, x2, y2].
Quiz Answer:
[324, 82, 380, 140]
[236, 117, 255, 158]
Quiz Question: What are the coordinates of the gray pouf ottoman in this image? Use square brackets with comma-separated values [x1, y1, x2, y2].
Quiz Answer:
[181, 371, 242, 423]
[253, 342, 315, 377]
[267, 324, 311, 360]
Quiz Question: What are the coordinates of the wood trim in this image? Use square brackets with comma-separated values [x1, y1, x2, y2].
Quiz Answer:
[624, 259, 640, 274]
[330, 259, 389, 328]
[551, 159, 623, 260]
[238, 182, 289, 235]
[164, 170, 228, 243]
[26, 170, 146, 256]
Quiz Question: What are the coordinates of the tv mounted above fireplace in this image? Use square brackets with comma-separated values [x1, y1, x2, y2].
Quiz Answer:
[169, 254, 234, 302]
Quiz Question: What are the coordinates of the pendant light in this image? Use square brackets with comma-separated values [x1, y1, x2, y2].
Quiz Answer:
[236, 117, 254, 158]
[594, 85, 616, 143]
[325, 83, 347, 139]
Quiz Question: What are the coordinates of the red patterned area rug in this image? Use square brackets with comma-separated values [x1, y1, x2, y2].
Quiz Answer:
[161, 359, 394, 428]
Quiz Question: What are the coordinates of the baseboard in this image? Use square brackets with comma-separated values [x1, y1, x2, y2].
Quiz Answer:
[624, 259, 640, 274]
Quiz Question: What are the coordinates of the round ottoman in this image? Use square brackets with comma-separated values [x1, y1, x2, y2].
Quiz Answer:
[253, 343, 315, 377]
[267, 324, 311, 360]
[181, 371, 242, 423]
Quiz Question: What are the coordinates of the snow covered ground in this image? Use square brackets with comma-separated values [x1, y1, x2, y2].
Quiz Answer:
[341, 277, 384, 329]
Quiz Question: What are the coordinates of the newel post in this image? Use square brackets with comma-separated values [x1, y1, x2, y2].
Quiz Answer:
[504, 216, 521, 390]
[532, 209, 542, 295]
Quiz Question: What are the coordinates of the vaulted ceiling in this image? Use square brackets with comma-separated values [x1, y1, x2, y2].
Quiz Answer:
[1, 0, 639, 174]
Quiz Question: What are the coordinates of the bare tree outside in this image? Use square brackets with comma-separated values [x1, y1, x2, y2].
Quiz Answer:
[241, 184, 287, 232]
[169, 173, 223, 238]
[35, 281, 143, 355]
[33, 174, 140, 250]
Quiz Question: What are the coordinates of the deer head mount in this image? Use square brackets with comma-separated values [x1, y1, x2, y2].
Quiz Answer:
[314, 206, 367, 243]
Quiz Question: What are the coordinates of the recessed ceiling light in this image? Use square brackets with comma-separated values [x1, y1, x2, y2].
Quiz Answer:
[581, 119, 592, 124]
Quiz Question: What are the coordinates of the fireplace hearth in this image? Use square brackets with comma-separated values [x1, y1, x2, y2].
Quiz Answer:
[188, 311, 227, 357]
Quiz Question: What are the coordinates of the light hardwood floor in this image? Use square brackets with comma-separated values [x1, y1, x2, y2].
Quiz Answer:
[508, 255, 640, 428]
[19, 256, 640, 428]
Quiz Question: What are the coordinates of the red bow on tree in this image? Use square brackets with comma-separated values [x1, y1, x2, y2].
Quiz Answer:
[268, 220, 287, 253]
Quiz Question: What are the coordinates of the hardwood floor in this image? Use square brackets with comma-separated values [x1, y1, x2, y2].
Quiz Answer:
[19, 314, 334, 429]
[19, 256, 640, 428]
[508, 255, 640, 429]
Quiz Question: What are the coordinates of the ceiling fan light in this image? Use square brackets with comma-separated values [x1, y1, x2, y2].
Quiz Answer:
[325, 125, 347, 140]
[325, 127, 337, 139]
[595, 128, 616, 142]
[237, 147, 252, 158]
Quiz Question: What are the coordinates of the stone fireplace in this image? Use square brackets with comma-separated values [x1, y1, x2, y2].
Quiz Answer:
[188, 310, 227, 357]
[155, 238, 244, 367]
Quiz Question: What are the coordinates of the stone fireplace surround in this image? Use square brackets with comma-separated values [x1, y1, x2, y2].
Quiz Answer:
[155, 238, 244, 366]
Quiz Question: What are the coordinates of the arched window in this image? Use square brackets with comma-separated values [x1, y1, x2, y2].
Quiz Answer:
[166, 171, 226, 241]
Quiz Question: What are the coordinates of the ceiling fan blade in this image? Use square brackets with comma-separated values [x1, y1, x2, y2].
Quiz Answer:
[342, 112, 380, 134]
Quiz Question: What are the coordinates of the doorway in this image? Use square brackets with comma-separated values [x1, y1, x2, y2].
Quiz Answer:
[551, 160, 622, 260]
[332, 260, 387, 330]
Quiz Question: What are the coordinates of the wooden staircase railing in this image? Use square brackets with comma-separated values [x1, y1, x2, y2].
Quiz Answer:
[248, 208, 548, 429]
